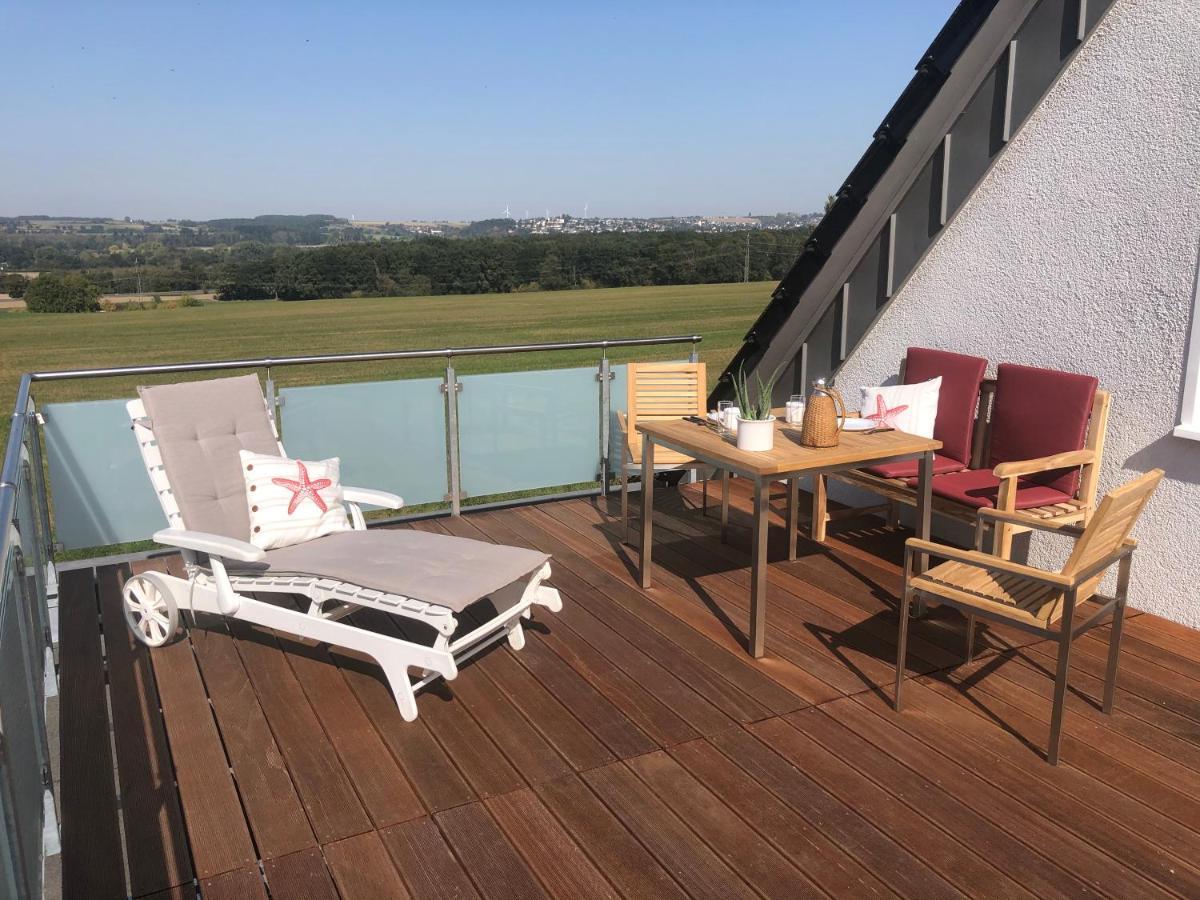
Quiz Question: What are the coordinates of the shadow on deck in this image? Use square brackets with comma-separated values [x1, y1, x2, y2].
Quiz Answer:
[58, 481, 1200, 899]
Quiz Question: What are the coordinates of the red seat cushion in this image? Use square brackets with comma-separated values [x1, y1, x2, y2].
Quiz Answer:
[928, 468, 1074, 510]
[904, 348, 988, 466]
[988, 364, 1098, 497]
[864, 453, 967, 479]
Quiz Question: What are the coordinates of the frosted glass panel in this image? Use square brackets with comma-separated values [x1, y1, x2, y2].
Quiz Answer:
[42, 400, 165, 549]
[459, 367, 600, 496]
[280, 378, 448, 507]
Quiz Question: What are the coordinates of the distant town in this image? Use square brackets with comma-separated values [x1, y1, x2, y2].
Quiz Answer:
[0, 210, 823, 245]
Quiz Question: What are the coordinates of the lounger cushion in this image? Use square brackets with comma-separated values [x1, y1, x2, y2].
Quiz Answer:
[140, 375, 280, 540]
[864, 453, 967, 480]
[236, 529, 550, 613]
[929, 468, 1074, 510]
[904, 348, 988, 467]
[988, 364, 1098, 497]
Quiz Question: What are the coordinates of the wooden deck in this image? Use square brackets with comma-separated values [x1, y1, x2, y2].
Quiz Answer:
[57, 480, 1200, 899]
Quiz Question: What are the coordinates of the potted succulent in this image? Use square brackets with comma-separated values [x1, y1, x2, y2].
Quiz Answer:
[732, 364, 784, 451]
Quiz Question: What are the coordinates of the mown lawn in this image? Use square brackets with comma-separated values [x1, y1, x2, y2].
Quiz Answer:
[1, 282, 770, 414]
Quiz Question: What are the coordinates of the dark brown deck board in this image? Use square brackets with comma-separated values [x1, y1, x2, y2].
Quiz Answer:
[225, 618, 373, 843]
[534, 774, 689, 900]
[485, 788, 620, 899]
[581, 760, 758, 900]
[185, 616, 316, 860]
[200, 865, 267, 899]
[58, 568, 125, 900]
[435, 802, 549, 900]
[625, 750, 824, 899]
[323, 830, 410, 900]
[132, 560, 257, 881]
[379, 816, 482, 900]
[262, 847, 339, 900]
[56, 492, 1200, 900]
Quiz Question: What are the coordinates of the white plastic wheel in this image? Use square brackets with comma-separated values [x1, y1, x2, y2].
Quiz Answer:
[122, 573, 180, 647]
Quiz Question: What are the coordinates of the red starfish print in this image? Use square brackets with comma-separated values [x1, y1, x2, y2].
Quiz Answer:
[865, 394, 909, 429]
[271, 460, 332, 515]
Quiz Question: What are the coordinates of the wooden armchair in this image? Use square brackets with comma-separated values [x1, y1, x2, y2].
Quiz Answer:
[615, 362, 711, 541]
[895, 468, 1163, 765]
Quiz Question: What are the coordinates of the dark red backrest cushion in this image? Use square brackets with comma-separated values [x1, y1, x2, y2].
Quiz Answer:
[988, 363, 1099, 496]
[904, 347, 988, 465]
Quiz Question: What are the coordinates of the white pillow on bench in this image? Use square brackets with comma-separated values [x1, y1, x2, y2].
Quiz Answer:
[239, 450, 351, 550]
[859, 377, 941, 437]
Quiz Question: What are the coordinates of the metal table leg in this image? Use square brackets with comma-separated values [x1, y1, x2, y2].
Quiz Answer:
[787, 477, 799, 561]
[720, 470, 731, 543]
[638, 436, 655, 589]
[749, 476, 769, 658]
[913, 450, 934, 615]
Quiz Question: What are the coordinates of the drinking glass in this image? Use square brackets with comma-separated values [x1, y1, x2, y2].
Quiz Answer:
[717, 400, 734, 434]
[786, 394, 806, 425]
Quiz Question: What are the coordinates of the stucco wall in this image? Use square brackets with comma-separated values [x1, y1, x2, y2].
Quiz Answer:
[833, 0, 1200, 626]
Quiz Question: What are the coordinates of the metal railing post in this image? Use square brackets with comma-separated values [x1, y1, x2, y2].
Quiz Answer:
[689, 338, 700, 363]
[264, 366, 280, 436]
[598, 353, 612, 495]
[442, 359, 463, 516]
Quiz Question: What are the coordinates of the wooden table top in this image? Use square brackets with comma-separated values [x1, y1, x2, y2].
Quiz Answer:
[635, 416, 941, 477]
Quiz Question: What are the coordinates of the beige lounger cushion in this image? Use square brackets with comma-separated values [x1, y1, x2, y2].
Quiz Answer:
[140, 374, 280, 540]
[233, 528, 550, 613]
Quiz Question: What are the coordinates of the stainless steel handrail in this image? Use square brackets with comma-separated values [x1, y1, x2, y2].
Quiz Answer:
[26, 335, 703, 382]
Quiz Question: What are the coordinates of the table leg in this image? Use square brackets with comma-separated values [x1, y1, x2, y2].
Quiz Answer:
[787, 477, 799, 561]
[749, 477, 769, 658]
[914, 450, 934, 615]
[720, 470, 731, 543]
[811, 473, 828, 542]
[638, 436, 655, 589]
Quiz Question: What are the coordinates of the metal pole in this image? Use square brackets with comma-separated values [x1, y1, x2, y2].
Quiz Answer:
[264, 366, 280, 437]
[598, 354, 611, 496]
[442, 360, 462, 516]
[689, 339, 700, 364]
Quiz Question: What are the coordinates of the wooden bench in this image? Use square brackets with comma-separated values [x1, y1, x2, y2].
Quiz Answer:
[817, 356, 1111, 558]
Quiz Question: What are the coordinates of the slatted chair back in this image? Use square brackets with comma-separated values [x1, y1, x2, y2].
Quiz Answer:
[625, 362, 706, 464]
[1060, 469, 1162, 580]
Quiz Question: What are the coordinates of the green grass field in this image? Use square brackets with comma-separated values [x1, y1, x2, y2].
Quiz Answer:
[1, 282, 770, 414]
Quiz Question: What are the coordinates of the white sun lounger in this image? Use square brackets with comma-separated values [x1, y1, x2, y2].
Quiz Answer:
[120, 374, 561, 721]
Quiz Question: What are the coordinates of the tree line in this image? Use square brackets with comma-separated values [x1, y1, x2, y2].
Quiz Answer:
[2, 229, 811, 307]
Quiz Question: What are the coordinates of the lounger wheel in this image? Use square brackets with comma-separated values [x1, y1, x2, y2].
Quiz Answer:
[122, 572, 181, 647]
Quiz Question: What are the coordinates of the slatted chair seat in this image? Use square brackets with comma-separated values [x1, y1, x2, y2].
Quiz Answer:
[912, 562, 1066, 627]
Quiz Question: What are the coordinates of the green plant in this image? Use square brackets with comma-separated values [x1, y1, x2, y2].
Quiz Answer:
[731, 363, 785, 421]
[23, 272, 101, 313]
[177, 294, 204, 307]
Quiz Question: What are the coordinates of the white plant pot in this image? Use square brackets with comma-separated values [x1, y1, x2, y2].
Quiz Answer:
[736, 416, 776, 452]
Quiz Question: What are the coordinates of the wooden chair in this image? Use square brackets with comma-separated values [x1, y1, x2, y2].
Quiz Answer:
[616, 362, 710, 541]
[895, 468, 1163, 764]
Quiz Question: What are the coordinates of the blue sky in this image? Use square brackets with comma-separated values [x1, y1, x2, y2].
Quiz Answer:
[3, 1, 957, 221]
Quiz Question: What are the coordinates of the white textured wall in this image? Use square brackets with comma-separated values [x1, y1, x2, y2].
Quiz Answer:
[835, 0, 1200, 626]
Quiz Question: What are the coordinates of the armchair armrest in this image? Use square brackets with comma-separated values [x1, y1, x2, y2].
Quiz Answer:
[905, 537, 1072, 588]
[615, 410, 629, 435]
[153, 528, 265, 563]
[342, 487, 404, 509]
[993, 449, 1094, 479]
[976, 508, 1086, 537]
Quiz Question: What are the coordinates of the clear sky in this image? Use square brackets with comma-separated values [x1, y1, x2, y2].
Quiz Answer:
[3, 1, 958, 221]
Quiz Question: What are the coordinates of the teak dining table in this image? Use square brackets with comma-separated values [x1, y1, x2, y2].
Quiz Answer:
[636, 416, 942, 658]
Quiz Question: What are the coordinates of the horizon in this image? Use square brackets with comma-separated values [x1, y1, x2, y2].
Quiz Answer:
[4, 2, 956, 221]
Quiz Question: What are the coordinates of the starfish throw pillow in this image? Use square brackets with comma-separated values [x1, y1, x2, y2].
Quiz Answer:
[239, 450, 352, 550]
[859, 377, 942, 437]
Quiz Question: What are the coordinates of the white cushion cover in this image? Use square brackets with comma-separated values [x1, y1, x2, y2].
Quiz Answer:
[240, 450, 351, 550]
[859, 377, 942, 437]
